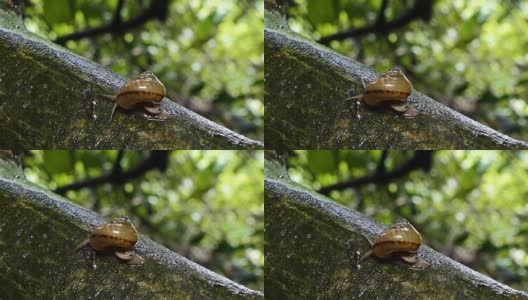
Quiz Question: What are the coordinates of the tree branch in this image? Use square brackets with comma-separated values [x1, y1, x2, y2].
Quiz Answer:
[264, 11, 528, 149]
[374, 150, 388, 175]
[0, 9, 263, 150]
[0, 158, 263, 299]
[318, 151, 432, 195]
[111, 150, 126, 175]
[264, 159, 528, 299]
[318, 0, 433, 45]
[375, 0, 390, 26]
[54, 151, 169, 195]
[55, 0, 169, 45]
[111, 0, 126, 26]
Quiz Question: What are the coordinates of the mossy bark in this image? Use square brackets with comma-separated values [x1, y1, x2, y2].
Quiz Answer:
[0, 155, 263, 299]
[0, 8, 262, 150]
[264, 157, 528, 299]
[264, 10, 528, 150]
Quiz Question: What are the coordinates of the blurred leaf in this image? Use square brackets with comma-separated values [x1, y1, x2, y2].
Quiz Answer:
[190, 231, 206, 245]
[455, 13, 483, 47]
[454, 231, 470, 244]
[190, 81, 206, 95]
[42, 151, 72, 173]
[307, 0, 337, 24]
[454, 82, 470, 95]
[78, 151, 110, 169]
[307, 151, 336, 174]
[343, 151, 370, 170]
[193, 12, 217, 47]
[44, 0, 72, 24]
[479, 89, 500, 103]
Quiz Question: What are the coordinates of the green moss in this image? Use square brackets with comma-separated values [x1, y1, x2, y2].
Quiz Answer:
[0, 7, 23, 30]
[264, 10, 288, 30]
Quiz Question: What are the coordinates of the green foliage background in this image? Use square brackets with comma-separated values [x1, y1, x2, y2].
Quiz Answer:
[23, 150, 264, 291]
[287, 0, 528, 140]
[23, 0, 264, 141]
[287, 150, 528, 290]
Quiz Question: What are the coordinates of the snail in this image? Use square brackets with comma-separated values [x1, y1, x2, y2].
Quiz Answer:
[77, 215, 144, 265]
[356, 219, 430, 270]
[345, 67, 418, 118]
[106, 71, 167, 122]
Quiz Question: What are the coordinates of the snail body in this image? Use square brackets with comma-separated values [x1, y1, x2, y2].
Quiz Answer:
[81, 215, 144, 265]
[108, 71, 166, 122]
[346, 67, 417, 117]
[358, 220, 430, 270]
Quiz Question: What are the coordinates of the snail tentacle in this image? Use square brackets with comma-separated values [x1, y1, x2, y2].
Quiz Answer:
[109, 103, 118, 123]
[343, 95, 363, 101]
[358, 249, 372, 264]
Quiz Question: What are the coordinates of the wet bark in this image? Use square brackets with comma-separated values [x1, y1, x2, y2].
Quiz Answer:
[264, 10, 528, 150]
[0, 8, 262, 150]
[264, 155, 528, 299]
[0, 154, 263, 299]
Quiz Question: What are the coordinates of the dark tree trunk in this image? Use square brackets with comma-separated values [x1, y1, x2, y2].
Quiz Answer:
[264, 156, 528, 299]
[264, 9, 528, 150]
[0, 154, 263, 299]
[0, 7, 262, 150]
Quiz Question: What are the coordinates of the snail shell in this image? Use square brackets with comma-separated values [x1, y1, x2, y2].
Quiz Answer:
[371, 221, 421, 259]
[109, 71, 166, 122]
[115, 71, 166, 109]
[363, 67, 412, 109]
[86, 215, 144, 265]
[346, 67, 417, 117]
[357, 220, 430, 270]
[89, 215, 138, 251]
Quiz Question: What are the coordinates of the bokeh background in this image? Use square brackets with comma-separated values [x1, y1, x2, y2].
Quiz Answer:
[22, 0, 264, 141]
[287, 150, 528, 290]
[23, 150, 264, 291]
[285, 0, 528, 140]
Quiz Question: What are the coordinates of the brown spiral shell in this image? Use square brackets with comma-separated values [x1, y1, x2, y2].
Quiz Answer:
[88, 215, 138, 252]
[362, 67, 412, 108]
[115, 71, 166, 110]
[371, 221, 422, 259]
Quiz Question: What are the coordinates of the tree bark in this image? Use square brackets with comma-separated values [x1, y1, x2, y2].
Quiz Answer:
[0, 154, 263, 299]
[264, 156, 528, 299]
[264, 10, 528, 150]
[0, 8, 262, 150]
